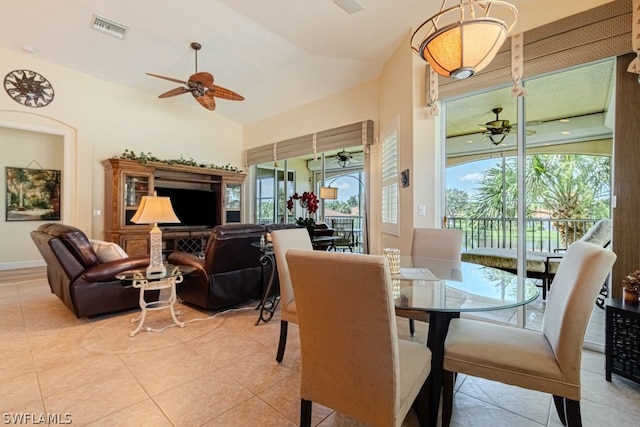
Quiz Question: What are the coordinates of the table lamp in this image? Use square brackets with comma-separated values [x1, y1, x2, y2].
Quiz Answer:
[131, 192, 180, 277]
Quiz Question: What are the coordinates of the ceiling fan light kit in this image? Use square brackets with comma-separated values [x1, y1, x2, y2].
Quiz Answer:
[411, 1, 518, 79]
[483, 107, 511, 145]
[147, 42, 244, 111]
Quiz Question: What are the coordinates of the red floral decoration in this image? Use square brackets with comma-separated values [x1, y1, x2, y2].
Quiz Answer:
[287, 191, 319, 215]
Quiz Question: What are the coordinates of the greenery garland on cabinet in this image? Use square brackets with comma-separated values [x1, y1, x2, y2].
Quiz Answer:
[115, 149, 242, 173]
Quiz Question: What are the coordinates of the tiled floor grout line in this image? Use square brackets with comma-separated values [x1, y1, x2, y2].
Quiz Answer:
[3, 267, 639, 426]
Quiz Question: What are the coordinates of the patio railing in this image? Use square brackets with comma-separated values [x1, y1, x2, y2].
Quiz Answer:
[446, 217, 602, 253]
[257, 215, 365, 253]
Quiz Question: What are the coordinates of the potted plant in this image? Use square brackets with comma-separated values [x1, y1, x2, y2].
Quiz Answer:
[622, 270, 640, 305]
[287, 191, 319, 236]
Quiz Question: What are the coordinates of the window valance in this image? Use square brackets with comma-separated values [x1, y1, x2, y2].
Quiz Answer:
[244, 120, 374, 166]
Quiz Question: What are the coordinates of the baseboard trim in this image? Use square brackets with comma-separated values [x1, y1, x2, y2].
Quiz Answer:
[0, 259, 46, 271]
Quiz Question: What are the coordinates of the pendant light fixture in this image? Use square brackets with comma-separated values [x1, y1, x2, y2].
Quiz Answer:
[411, 1, 518, 79]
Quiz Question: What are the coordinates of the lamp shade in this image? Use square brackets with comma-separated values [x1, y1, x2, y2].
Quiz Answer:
[319, 187, 339, 200]
[131, 195, 180, 224]
[411, 1, 518, 79]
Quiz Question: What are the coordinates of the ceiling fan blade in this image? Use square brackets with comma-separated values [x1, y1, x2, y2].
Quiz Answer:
[209, 84, 244, 101]
[191, 71, 244, 101]
[158, 87, 190, 98]
[193, 91, 216, 110]
[146, 73, 188, 85]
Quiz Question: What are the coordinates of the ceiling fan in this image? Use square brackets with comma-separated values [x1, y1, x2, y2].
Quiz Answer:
[336, 150, 354, 168]
[482, 107, 512, 145]
[146, 42, 244, 111]
[481, 107, 536, 145]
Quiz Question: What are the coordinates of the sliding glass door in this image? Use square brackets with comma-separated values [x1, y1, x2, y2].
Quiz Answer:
[443, 59, 614, 344]
[253, 146, 368, 253]
[255, 166, 295, 225]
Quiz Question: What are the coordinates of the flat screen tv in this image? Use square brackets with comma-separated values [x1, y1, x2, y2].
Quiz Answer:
[155, 187, 218, 228]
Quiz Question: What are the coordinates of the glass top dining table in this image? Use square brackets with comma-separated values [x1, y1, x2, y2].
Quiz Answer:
[392, 256, 540, 427]
[392, 256, 540, 313]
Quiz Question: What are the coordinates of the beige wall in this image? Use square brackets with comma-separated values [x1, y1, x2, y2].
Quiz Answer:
[376, 31, 417, 255]
[90, 79, 242, 238]
[0, 48, 242, 269]
[514, 0, 615, 33]
[243, 80, 379, 151]
[0, 128, 63, 267]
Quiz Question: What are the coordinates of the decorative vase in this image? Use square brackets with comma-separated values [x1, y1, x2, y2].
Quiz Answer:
[623, 287, 639, 305]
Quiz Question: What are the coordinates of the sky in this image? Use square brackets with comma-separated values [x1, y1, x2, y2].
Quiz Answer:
[326, 174, 361, 201]
[446, 158, 501, 195]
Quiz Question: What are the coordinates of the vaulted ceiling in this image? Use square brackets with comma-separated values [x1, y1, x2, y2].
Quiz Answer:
[0, 1, 614, 125]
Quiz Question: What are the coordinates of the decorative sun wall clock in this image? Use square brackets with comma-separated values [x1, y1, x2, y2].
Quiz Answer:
[4, 69, 55, 107]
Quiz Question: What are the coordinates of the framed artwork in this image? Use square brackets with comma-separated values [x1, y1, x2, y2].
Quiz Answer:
[6, 167, 61, 221]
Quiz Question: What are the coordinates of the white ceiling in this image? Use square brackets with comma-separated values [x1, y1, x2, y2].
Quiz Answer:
[0, 1, 614, 126]
[446, 59, 616, 157]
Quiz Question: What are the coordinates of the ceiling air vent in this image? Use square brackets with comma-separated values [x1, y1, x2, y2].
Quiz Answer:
[90, 15, 129, 39]
[333, 0, 365, 14]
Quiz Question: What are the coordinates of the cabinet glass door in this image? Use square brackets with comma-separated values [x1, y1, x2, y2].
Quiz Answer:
[124, 174, 150, 225]
[224, 182, 242, 223]
[225, 183, 241, 209]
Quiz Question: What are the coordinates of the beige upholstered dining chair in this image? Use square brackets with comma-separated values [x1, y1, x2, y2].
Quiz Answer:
[271, 228, 313, 363]
[401, 228, 464, 336]
[286, 249, 432, 427]
[442, 241, 616, 427]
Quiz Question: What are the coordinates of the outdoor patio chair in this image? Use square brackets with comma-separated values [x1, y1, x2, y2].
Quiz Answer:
[331, 217, 357, 252]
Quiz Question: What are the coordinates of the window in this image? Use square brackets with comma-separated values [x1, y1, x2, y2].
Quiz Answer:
[381, 116, 399, 235]
[255, 166, 295, 224]
[256, 167, 275, 224]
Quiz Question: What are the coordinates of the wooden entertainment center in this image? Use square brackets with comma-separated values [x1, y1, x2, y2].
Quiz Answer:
[102, 158, 245, 257]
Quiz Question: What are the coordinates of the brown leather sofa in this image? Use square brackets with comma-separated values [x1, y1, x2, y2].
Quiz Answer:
[168, 223, 300, 310]
[30, 223, 156, 318]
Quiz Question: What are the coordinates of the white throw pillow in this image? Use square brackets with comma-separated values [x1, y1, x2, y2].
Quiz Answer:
[90, 239, 129, 263]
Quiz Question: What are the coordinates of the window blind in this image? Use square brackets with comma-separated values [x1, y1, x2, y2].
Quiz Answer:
[245, 120, 374, 166]
[380, 117, 399, 235]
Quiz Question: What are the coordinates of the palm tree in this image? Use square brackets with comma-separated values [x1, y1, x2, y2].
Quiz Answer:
[6, 168, 32, 209]
[527, 154, 610, 245]
[471, 154, 610, 247]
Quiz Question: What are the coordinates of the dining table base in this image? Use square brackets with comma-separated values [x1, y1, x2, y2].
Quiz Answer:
[426, 311, 460, 427]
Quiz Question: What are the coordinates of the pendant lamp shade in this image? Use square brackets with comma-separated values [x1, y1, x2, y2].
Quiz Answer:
[412, 1, 518, 79]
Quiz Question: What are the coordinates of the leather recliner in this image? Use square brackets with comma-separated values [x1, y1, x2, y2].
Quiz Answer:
[169, 223, 270, 310]
[169, 223, 303, 310]
[30, 223, 156, 318]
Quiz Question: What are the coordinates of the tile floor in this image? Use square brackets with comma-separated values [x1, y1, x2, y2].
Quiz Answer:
[2, 267, 640, 426]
